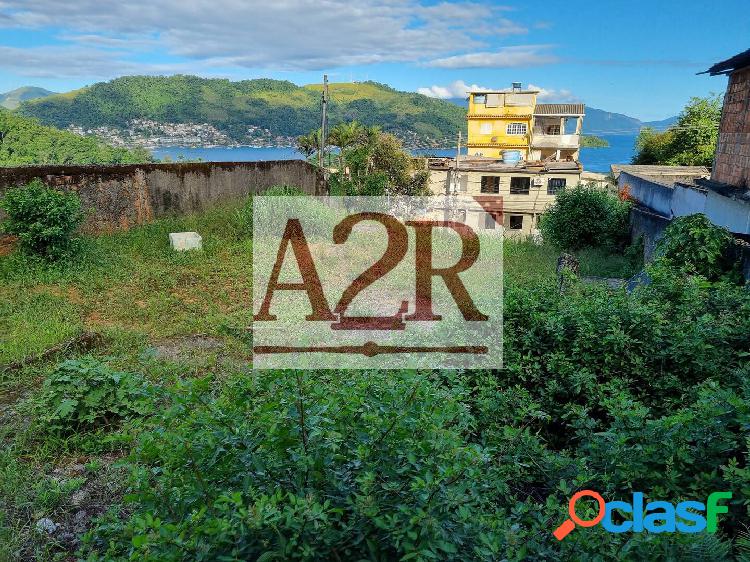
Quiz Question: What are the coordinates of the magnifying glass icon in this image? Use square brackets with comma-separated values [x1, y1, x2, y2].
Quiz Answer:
[553, 490, 606, 541]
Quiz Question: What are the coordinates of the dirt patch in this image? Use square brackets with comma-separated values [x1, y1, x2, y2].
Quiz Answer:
[0, 235, 17, 257]
[152, 335, 224, 361]
[38, 453, 127, 557]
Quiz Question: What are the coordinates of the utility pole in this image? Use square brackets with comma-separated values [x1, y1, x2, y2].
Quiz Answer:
[453, 130, 462, 194]
[319, 74, 329, 187]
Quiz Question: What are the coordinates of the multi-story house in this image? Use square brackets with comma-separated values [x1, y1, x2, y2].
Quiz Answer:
[466, 83, 537, 160]
[429, 83, 585, 237]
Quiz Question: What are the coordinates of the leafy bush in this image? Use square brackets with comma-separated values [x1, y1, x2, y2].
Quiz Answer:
[0, 179, 84, 258]
[79, 266, 750, 560]
[84, 372, 505, 560]
[539, 184, 631, 251]
[656, 214, 736, 280]
[34, 357, 152, 433]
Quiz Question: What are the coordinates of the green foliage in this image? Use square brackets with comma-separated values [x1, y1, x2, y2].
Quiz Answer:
[633, 95, 722, 166]
[83, 372, 504, 561]
[0, 179, 84, 258]
[323, 121, 429, 195]
[79, 267, 750, 560]
[0, 108, 151, 165]
[656, 214, 736, 279]
[580, 135, 609, 148]
[19, 75, 466, 145]
[33, 357, 152, 433]
[539, 184, 631, 251]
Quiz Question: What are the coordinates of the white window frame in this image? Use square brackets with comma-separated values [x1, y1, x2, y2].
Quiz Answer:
[506, 123, 527, 135]
[479, 122, 493, 135]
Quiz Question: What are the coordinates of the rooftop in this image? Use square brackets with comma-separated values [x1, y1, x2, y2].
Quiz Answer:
[611, 164, 709, 178]
[428, 156, 581, 173]
[533, 103, 585, 116]
[700, 47, 750, 76]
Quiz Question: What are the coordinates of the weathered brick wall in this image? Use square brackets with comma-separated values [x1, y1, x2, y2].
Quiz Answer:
[0, 160, 324, 232]
[713, 66, 750, 187]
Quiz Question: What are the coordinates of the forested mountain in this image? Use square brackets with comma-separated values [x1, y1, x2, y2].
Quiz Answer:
[19, 76, 467, 145]
[0, 86, 55, 110]
[0, 109, 151, 165]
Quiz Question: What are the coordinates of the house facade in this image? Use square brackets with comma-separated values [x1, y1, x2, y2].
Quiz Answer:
[428, 158, 582, 236]
[429, 82, 586, 238]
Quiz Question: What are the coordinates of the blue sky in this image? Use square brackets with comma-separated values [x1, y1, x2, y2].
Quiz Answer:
[0, 0, 747, 120]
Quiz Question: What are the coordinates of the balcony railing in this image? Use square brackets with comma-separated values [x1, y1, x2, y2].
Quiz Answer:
[531, 133, 580, 149]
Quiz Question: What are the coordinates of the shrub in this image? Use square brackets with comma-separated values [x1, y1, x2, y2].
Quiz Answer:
[656, 213, 736, 280]
[539, 184, 631, 251]
[34, 357, 152, 433]
[0, 179, 84, 258]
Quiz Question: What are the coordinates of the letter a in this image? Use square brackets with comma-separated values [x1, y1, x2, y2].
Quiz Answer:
[254, 219, 335, 321]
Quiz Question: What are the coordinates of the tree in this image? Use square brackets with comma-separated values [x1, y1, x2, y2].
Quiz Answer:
[296, 129, 321, 159]
[539, 184, 631, 251]
[328, 121, 363, 177]
[633, 95, 722, 167]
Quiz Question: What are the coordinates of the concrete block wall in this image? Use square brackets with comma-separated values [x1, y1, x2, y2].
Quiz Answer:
[713, 66, 750, 188]
[0, 160, 324, 233]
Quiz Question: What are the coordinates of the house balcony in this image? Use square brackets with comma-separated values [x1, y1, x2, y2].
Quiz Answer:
[531, 133, 580, 149]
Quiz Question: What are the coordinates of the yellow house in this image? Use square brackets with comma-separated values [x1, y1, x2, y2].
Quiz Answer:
[466, 83, 538, 159]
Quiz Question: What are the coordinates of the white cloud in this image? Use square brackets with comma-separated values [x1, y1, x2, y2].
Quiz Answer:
[417, 80, 489, 99]
[527, 83, 579, 102]
[418, 81, 578, 102]
[424, 45, 558, 68]
[0, 0, 542, 76]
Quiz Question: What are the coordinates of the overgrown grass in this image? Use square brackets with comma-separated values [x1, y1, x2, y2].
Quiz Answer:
[0, 198, 641, 561]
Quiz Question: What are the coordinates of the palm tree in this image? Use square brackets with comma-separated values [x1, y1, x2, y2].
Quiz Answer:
[296, 129, 321, 160]
[328, 121, 363, 176]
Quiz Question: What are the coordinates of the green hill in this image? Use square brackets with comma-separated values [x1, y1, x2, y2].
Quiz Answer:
[18, 75, 466, 146]
[0, 109, 151, 165]
[0, 86, 56, 110]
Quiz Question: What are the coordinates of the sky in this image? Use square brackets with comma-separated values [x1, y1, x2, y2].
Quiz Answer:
[0, 0, 748, 120]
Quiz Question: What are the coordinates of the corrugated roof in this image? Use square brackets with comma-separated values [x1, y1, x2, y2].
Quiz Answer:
[700, 48, 750, 76]
[533, 103, 585, 116]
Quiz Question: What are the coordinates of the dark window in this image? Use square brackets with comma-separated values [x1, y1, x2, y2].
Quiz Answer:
[485, 213, 497, 229]
[509, 215, 524, 230]
[545, 124, 561, 135]
[547, 177, 566, 195]
[510, 177, 530, 195]
[480, 176, 500, 194]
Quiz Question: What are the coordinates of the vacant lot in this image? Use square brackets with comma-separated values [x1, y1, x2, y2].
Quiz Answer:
[2, 198, 747, 561]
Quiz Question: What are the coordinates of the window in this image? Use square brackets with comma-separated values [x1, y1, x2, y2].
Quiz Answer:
[485, 213, 497, 230]
[506, 122, 527, 135]
[510, 177, 530, 195]
[480, 176, 500, 194]
[545, 124, 561, 135]
[479, 122, 492, 134]
[473, 94, 486, 104]
[547, 177, 566, 195]
[509, 215, 524, 230]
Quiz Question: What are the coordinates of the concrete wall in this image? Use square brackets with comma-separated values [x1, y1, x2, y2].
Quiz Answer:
[630, 205, 671, 262]
[0, 160, 324, 232]
[713, 66, 750, 188]
[620, 171, 674, 217]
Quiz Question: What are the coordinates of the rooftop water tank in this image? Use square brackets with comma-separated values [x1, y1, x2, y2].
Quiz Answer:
[502, 150, 522, 164]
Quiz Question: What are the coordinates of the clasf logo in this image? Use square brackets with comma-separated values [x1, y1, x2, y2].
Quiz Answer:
[553, 490, 732, 540]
